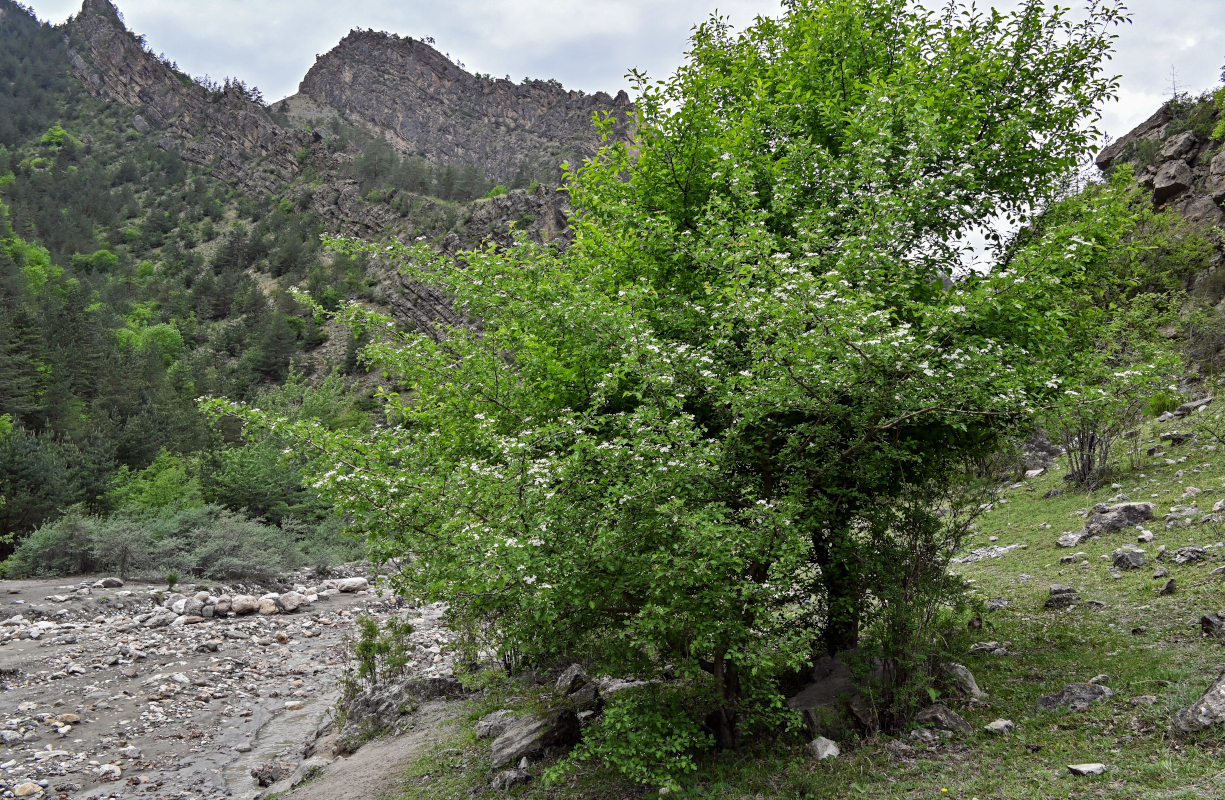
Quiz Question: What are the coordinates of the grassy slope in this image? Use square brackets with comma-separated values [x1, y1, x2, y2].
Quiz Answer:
[376, 406, 1225, 800]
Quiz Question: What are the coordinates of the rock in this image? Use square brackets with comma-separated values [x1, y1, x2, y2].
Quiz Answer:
[1025, 468, 1045, 478]
[477, 710, 518, 740]
[1112, 548, 1146, 570]
[1171, 546, 1207, 565]
[277, 591, 307, 613]
[1138, 530, 1154, 543]
[941, 662, 987, 702]
[951, 544, 1025, 564]
[95, 577, 124, 588]
[985, 598, 1009, 611]
[984, 719, 1015, 735]
[490, 712, 580, 769]
[555, 663, 588, 695]
[251, 760, 293, 787]
[787, 655, 882, 739]
[1162, 432, 1197, 445]
[1172, 668, 1225, 733]
[1057, 531, 1088, 548]
[1202, 613, 1225, 638]
[491, 768, 531, 792]
[1086, 502, 1155, 534]
[1045, 585, 1081, 609]
[1160, 131, 1198, 160]
[231, 595, 259, 615]
[914, 704, 973, 735]
[96, 763, 122, 780]
[1153, 159, 1192, 202]
[336, 577, 370, 593]
[1161, 578, 1177, 595]
[1037, 683, 1113, 712]
[1175, 396, 1213, 417]
[807, 736, 841, 760]
[258, 597, 281, 615]
[1068, 763, 1108, 776]
[14, 784, 43, 798]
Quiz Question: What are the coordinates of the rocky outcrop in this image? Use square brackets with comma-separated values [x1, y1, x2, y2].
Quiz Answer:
[297, 29, 632, 187]
[66, 0, 310, 198]
[1098, 100, 1225, 229]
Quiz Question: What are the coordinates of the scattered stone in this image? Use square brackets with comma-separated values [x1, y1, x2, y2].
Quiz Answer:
[1057, 531, 1088, 548]
[985, 598, 1009, 611]
[1173, 668, 1225, 733]
[914, 704, 973, 735]
[1037, 683, 1113, 712]
[1161, 431, 1196, 446]
[14, 783, 43, 798]
[941, 662, 987, 702]
[251, 761, 293, 788]
[1112, 547, 1146, 570]
[1086, 502, 1155, 534]
[1202, 613, 1225, 638]
[478, 710, 519, 740]
[807, 736, 841, 760]
[1175, 396, 1213, 417]
[1161, 578, 1177, 596]
[984, 719, 1015, 735]
[491, 768, 531, 792]
[952, 544, 1025, 564]
[1171, 546, 1208, 565]
[1068, 763, 1108, 776]
[1088, 674, 1110, 686]
[1138, 530, 1155, 543]
[96, 763, 122, 781]
[1045, 585, 1081, 609]
[1043, 489, 1065, 499]
[882, 739, 915, 758]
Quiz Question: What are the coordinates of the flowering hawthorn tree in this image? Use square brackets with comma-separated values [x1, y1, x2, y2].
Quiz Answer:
[209, 0, 1133, 772]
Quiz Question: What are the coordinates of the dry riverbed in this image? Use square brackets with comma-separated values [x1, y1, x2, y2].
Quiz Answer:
[0, 572, 453, 800]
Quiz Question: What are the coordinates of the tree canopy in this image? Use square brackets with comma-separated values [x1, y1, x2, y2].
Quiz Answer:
[211, 0, 1132, 784]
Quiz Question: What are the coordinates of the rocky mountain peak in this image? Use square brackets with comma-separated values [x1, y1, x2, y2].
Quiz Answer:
[297, 28, 633, 187]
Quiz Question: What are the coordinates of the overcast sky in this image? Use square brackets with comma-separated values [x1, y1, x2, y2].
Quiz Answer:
[22, 0, 1225, 145]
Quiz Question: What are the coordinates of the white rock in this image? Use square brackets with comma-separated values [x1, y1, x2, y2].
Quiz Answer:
[807, 736, 840, 760]
[984, 719, 1014, 734]
[1068, 763, 1107, 776]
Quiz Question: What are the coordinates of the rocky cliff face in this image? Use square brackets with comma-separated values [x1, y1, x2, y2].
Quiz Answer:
[61, 0, 612, 332]
[1097, 101, 1225, 229]
[297, 29, 633, 188]
[67, 0, 311, 198]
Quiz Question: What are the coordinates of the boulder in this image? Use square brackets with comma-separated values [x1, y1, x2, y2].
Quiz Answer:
[1086, 502, 1155, 534]
[555, 663, 588, 694]
[1200, 613, 1225, 638]
[476, 710, 518, 740]
[94, 577, 124, 588]
[1045, 585, 1081, 609]
[1057, 531, 1087, 548]
[914, 704, 973, 735]
[787, 655, 882, 739]
[490, 712, 580, 769]
[336, 577, 370, 593]
[1160, 578, 1177, 596]
[1159, 131, 1198, 160]
[1173, 668, 1225, 733]
[1171, 546, 1207, 565]
[231, 595, 259, 615]
[1174, 396, 1213, 417]
[214, 596, 232, 615]
[1037, 683, 1113, 712]
[1152, 159, 1192, 203]
[1112, 548, 1146, 570]
[277, 591, 306, 613]
[806, 736, 841, 760]
[258, 597, 281, 615]
[984, 719, 1015, 735]
[941, 662, 987, 702]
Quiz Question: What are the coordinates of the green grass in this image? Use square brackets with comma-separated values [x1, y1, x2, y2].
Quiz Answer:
[387, 408, 1225, 799]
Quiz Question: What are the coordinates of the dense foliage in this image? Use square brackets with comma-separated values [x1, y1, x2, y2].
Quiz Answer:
[212, 0, 1147, 785]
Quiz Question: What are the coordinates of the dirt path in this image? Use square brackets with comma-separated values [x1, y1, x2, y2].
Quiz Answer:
[0, 574, 448, 800]
[272, 700, 462, 800]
